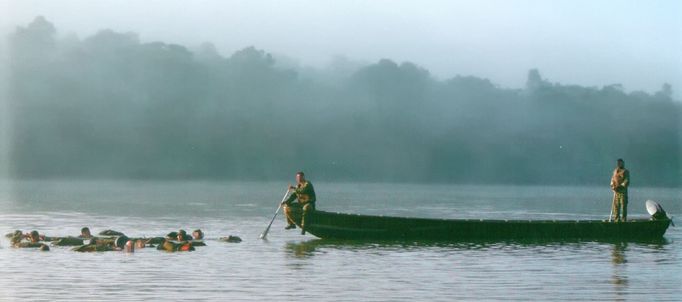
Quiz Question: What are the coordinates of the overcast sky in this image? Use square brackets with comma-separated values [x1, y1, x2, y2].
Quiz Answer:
[1, 0, 681, 96]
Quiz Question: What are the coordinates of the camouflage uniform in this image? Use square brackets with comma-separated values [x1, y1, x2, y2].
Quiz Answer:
[610, 167, 630, 222]
[157, 240, 195, 252]
[283, 181, 316, 230]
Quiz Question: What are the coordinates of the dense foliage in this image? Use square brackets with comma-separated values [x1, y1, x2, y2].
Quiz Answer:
[8, 17, 681, 186]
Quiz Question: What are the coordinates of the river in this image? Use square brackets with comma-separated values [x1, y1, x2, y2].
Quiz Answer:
[0, 180, 679, 301]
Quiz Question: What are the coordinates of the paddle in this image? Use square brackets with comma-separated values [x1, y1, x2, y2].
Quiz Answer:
[608, 203, 613, 222]
[259, 189, 291, 239]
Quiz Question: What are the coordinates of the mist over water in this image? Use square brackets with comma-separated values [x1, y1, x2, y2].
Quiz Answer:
[2, 4, 681, 302]
[0, 31, 9, 179]
[5, 17, 681, 186]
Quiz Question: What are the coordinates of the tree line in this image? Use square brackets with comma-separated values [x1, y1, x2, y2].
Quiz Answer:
[7, 17, 681, 186]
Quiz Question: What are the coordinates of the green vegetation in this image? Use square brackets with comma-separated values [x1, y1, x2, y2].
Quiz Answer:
[7, 17, 681, 186]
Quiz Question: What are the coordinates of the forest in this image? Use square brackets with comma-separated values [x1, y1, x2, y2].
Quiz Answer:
[6, 17, 681, 186]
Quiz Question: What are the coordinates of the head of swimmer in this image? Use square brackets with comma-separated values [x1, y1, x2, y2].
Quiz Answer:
[192, 229, 203, 240]
[177, 229, 189, 241]
[29, 230, 40, 243]
[81, 227, 92, 238]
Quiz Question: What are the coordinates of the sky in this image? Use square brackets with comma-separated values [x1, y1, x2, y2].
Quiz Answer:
[1, 0, 681, 96]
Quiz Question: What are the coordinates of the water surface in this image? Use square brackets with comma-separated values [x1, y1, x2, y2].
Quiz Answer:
[0, 180, 679, 301]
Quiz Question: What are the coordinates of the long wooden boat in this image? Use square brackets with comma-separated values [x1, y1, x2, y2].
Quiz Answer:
[288, 203, 672, 241]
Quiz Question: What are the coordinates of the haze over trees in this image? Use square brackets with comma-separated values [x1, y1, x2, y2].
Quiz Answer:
[6, 17, 681, 186]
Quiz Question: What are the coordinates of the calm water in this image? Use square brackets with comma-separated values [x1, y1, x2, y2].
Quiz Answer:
[0, 180, 680, 301]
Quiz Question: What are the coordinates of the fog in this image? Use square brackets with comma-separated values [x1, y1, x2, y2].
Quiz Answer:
[3, 15, 680, 186]
[4, 0, 681, 96]
[0, 18, 9, 180]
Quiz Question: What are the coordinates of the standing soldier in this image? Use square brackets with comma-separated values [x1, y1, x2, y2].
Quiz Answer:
[282, 171, 316, 234]
[610, 159, 630, 222]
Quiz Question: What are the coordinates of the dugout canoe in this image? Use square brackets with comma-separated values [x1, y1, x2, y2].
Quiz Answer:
[288, 202, 673, 241]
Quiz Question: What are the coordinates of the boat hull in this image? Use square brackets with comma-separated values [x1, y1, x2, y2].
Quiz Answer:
[289, 208, 672, 241]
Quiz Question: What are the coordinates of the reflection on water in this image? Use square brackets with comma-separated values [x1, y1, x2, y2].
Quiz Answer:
[611, 242, 628, 265]
[286, 240, 321, 259]
[0, 180, 680, 301]
[287, 237, 672, 257]
[611, 242, 629, 300]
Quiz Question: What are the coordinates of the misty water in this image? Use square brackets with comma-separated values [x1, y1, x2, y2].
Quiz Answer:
[0, 180, 680, 301]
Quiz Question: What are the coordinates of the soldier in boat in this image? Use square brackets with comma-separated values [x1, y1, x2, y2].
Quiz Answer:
[610, 158, 630, 222]
[282, 171, 317, 234]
